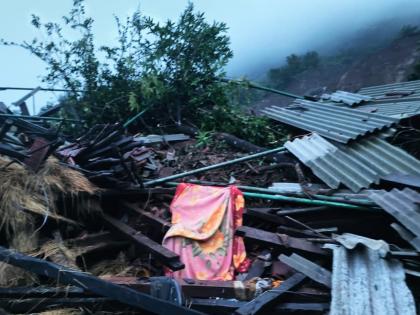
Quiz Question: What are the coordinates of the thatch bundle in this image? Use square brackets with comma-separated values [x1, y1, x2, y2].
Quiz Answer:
[0, 156, 98, 286]
[0, 156, 97, 235]
[40, 310, 81, 315]
[90, 252, 150, 278]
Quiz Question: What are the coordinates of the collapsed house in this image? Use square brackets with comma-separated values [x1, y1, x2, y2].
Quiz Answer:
[0, 80, 418, 314]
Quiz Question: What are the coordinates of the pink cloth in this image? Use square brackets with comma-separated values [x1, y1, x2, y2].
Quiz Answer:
[163, 183, 246, 280]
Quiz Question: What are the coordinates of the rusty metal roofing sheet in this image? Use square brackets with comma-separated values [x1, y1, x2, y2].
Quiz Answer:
[324, 90, 372, 106]
[368, 189, 420, 246]
[351, 101, 420, 119]
[285, 133, 420, 192]
[358, 80, 420, 101]
[327, 241, 416, 315]
[262, 99, 398, 143]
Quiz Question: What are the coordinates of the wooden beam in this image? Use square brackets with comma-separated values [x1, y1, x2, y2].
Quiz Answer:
[0, 286, 87, 298]
[101, 276, 255, 300]
[0, 246, 202, 315]
[190, 299, 329, 314]
[236, 226, 328, 255]
[121, 202, 171, 233]
[275, 302, 329, 312]
[100, 276, 329, 303]
[234, 273, 306, 315]
[0, 297, 116, 313]
[245, 208, 287, 225]
[102, 214, 183, 270]
[279, 254, 332, 288]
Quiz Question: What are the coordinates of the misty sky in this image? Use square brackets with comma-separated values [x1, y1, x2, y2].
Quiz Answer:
[1, 0, 419, 112]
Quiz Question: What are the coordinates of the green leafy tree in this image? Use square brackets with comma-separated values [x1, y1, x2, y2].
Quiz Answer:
[286, 54, 302, 74]
[302, 51, 320, 69]
[268, 51, 320, 89]
[2, 0, 232, 131]
[399, 25, 420, 38]
[3, 0, 284, 146]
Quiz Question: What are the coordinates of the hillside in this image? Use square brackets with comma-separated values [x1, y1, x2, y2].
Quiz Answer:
[252, 32, 420, 111]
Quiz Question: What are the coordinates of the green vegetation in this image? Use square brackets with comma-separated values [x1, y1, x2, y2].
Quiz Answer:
[2, 0, 284, 147]
[268, 51, 320, 89]
[408, 62, 420, 81]
[399, 24, 420, 38]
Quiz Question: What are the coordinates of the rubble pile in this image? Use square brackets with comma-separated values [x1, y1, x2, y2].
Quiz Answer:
[0, 80, 418, 314]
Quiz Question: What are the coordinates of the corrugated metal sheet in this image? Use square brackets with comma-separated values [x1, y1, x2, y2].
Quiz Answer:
[352, 101, 420, 119]
[261, 99, 397, 143]
[324, 90, 372, 106]
[368, 189, 420, 245]
[358, 80, 420, 101]
[133, 134, 190, 144]
[327, 242, 416, 315]
[334, 233, 390, 253]
[381, 173, 420, 188]
[285, 133, 420, 192]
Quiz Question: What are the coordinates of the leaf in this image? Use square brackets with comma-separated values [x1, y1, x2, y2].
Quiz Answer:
[128, 92, 140, 111]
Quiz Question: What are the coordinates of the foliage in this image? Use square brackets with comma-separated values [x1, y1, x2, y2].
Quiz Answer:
[2, 0, 286, 146]
[268, 51, 320, 89]
[201, 105, 286, 147]
[195, 130, 213, 148]
[408, 62, 420, 81]
[399, 25, 420, 38]
[2, 0, 232, 131]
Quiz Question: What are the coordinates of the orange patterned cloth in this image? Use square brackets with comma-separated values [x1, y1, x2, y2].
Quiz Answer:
[163, 183, 247, 280]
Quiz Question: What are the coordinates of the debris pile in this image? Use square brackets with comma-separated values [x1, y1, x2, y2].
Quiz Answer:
[0, 80, 418, 314]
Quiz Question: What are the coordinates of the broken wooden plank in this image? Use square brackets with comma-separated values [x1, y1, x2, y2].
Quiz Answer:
[236, 226, 328, 255]
[0, 286, 87, 298]
[244, 259, 267, 281]
[191, 298, 246, 313]
[101, 276, 255, 300]
[279, 254, 332, 288]
[122, 202, 171, 233]
[190, 299, 329, 314]
[0, 245, 202, 315]
[275, 302, 329, 312]
[244, 250, 271, 281]
[245, 208, 287, 225]
[277, 225, 321, 238]
[102, 214, 184, 271]
[234, 273, 306, 315]
[0, 297, 116, 313]
[24, 137, 51, 171]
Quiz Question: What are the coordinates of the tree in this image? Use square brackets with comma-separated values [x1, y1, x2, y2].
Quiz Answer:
[2, 0, 232, 132]
[286, 54, 302, 74]
[302, 51, 320, 69]
[268, 51, 320, 89]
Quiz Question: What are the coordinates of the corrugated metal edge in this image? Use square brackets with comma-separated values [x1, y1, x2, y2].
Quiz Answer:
[327, 243, 416, 315]
[355, 101, 420, 118]
[285, 134, 420, 192]
[334, 233, 390, 255]
[328, 90, 372, 106]
[359, 79, 420, 95]
[262, 100, 398, 143]
[368, 189, 420, 240]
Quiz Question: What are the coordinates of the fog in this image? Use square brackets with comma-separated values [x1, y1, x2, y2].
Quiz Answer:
[121, 0, 420, 77]
[202, 0, 420, 77]
[0, 0, 420, 108]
